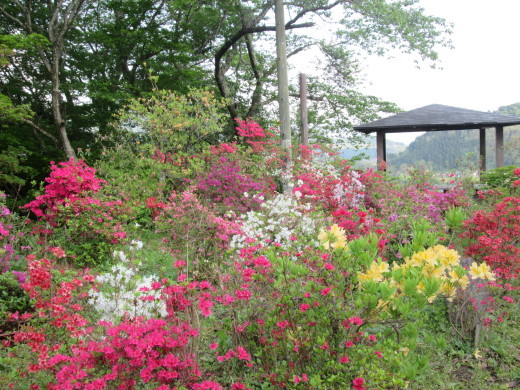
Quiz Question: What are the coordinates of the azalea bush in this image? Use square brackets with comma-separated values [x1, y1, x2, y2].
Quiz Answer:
[154, 188, 242, 280]
[229, 193, 321, 251]
[94, 134, 168, 227]
[480, 165, 520, 193]
[1, 221, 505, 389]
[459, 196, 520, 279]
[361, 170, 469, 262]
[215, 226, 406, 388]
[459, 168, 520, 280]
[194, 153, 273, 215]
[88, 246, 168, 323]
[116, 89, 228, 156]
[23, 160, 133, 266]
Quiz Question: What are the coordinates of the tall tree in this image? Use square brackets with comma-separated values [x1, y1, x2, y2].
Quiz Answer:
[73, 0, 223, 126]
[0, 0, 226, 159]
[0, 33, 62, 199]
[1, 0, 90, 159]
[212, 0, 451, 140]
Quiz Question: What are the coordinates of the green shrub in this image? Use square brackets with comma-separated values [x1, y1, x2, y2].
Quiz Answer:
[480, 165, 518, 190]
[0, 271, 32, 333]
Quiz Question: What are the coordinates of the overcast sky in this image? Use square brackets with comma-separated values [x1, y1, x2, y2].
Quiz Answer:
[359, 0, 520, 144]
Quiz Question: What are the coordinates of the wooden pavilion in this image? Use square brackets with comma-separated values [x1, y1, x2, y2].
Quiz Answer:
[353, 104, 520, 171]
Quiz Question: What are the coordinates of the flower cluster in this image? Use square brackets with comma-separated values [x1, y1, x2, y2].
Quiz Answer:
[196, 156, 267, 213]
[357, 245, 491, 305]
[514, 167, 520, 188]
[293, 162, 365, 212]
[234, 118, 280, 154]
[230, 193, 318, 250]
[318, 224, 348, 250]
[235, 118, 267, 138]
[23, 159, 106, 222]
[460, 196, 519, 279]
[88, 250, 167, 322]
[21, 161, 132, 265]
[45, 317, 210, 389]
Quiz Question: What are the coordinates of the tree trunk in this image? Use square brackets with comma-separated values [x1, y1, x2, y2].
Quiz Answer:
[275, 0, 292, 193]
[51, 47, 76, 159]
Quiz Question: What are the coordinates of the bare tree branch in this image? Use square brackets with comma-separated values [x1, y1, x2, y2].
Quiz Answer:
[0, 3, 25, 29]
[289, 93, 324, 101]
[245, 34, 264, 118]
[215, 21, 313, 121]
[285, 0, 349, 28]
[21, 118, 60, 145]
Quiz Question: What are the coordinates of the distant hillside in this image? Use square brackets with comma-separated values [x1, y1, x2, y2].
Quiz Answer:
[340, 138, 407, 160]
[387, 104, 520, 172]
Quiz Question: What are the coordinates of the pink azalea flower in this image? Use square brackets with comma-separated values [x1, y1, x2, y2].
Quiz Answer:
[348, 316, 363, 326]
[352, 377, 366, 390]
[320, 287, 332, 296]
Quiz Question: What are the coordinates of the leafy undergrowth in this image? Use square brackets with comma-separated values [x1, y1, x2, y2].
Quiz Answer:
[411, 288, 520, 390]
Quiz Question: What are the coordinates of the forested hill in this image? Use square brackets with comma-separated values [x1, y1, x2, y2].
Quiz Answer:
[340, 138, 407, 160]
[388, 104, 520, 172]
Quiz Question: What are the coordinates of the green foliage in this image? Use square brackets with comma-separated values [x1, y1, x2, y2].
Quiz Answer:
[94, 134, 165, 224]
[0, 146, 34, 193]
[497, 102, 520, 117]
[115, 88, 228, 155]
[57, 238, 114, 269]
[0, 272, 32, 332]
[396, 218, 442, 259]
[0, 34, 49, 68]
[445, 207, 467, 231]
[0, 34, 46, 126]
[480, 165, 518, 190]
[0, 95, 32, 124]
[95, 88, 231, 216]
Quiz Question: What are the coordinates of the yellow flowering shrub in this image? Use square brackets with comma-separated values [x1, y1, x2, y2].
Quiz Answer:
[318, 224, 348, 250]
[357, 245, 495, 306]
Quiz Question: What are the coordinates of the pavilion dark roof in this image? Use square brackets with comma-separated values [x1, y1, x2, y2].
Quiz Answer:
[354, 104, 520, 134]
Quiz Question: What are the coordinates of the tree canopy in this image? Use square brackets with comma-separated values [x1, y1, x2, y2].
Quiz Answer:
[0, 0, 452, 198]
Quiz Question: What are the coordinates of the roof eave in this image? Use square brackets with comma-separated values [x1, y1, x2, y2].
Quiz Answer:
[354, 121, 520, 134]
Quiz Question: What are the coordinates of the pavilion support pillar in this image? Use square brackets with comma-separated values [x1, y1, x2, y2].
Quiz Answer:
[479, 128, 486, 173]
[376, 130, 387, 170]
[495, 125, 504, 168]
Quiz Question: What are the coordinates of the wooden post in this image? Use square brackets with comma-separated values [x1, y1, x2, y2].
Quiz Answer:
[495, 125, 504, 168]
[479, 128, 486, 173]
[275, 0, 292, 193]
[299, 73, 309, 147]
[376, 130, 386, 169]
